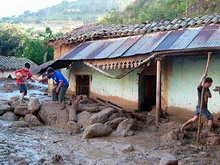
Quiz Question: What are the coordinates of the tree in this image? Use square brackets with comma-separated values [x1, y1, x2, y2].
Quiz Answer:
[0, 23, 25, 56]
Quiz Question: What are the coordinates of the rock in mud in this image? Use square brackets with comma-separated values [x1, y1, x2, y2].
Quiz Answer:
[68, 96, 82, 122]
[28, 98, 41, 114]
[83, 123, 112, 139]
[1, 112, 19, 121]
[9, 121, 29, 128]
[206, 136, 220, 145]
[66, 121, 81, 134]
[159, 153, 178, 165]
[24, 114, 42, 126]
[160, 129, 180, 145]
[0, 104, 14, 115]
[38, 102, 59, 125]
[105, 117, 126, 130]
[14, 105, 28, 116]
[108, 112, 125, 121]
[121, 144, 135, 153]
[85, 108, 116, 126]
[77, 111, 92, 128]
[114, 119, 137, 137]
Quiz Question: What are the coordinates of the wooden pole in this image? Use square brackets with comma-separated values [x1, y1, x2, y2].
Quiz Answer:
[196, 52, 212, 142]
[156, 58, 161, 125]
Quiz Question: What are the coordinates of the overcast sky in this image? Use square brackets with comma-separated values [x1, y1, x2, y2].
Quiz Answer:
[0, 0, 73, 17]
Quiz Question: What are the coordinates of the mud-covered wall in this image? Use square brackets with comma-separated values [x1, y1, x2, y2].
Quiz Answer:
[162, 55, 220, 113]
[67, 63, 139, 110]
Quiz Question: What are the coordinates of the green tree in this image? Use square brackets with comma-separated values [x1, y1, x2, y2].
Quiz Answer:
[0, 23, 25, 56]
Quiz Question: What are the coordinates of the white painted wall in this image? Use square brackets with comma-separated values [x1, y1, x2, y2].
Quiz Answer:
[0, 70, 15, 78]
[164, 56, 220, 113]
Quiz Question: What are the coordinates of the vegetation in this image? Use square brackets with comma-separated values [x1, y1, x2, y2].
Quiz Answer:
[0, 23, 55, 65]
[0, 0, 134, 24]
[101, 0, 220, 24]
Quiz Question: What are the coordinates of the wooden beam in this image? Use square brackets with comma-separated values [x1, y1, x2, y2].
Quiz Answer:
[156, 58, 161, 125]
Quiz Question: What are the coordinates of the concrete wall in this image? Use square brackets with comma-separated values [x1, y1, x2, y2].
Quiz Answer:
[162, 55, 220, 113]
[67, 63, 139, 110]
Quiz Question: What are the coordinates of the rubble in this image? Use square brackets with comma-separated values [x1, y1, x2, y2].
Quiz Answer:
[1, 112, 19, 121]
[105, 117, 126, 130]
[113, 119, 137, 137]
[14, 105, 28, 116]
[83, 123, 112, 139]
[27, 98, 41, 114]
[24, 114, 42, 126]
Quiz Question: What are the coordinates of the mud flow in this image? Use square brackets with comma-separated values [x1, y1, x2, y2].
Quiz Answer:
[0, 79, 220, 165]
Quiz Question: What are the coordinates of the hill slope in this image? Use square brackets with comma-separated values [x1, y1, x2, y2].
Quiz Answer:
[1, 0, 134, 24]
[101, 0, 220, 24]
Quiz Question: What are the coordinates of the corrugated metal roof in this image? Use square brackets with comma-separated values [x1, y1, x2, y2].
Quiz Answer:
[57, 25, 220, 62]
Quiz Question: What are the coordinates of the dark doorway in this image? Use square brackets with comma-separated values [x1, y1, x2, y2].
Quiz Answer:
[139, 75, 156, 111]
[76, 75, 90, 95]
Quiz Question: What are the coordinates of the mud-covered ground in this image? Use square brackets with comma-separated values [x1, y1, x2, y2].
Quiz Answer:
[0, 79, 220, 165]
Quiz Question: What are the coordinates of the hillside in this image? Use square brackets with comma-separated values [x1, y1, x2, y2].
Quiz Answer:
[101, 0, 220, 24]
[0, 0, 134, 31]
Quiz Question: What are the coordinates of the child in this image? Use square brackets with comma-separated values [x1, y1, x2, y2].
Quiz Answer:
[15, 63, 34, 103]
[180, 73, 214, 135]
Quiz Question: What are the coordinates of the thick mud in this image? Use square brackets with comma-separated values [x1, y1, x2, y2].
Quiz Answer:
[0, 79, 220, 164]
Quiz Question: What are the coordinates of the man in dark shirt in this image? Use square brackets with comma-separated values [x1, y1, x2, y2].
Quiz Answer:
[38, 67, 69, 109]
[180, 73, 214, 135]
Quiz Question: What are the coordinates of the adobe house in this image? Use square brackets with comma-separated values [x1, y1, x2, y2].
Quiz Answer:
[0, 56, 37, 78]
[46, 15, 220, 121]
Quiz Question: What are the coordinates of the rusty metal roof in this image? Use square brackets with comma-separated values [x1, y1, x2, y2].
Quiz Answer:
[57, 25, 220, 62]
[50, 14, 220, 45]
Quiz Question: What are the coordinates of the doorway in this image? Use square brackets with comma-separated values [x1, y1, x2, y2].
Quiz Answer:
[139, 75, 156, 111]
[75, 75, 90, 95]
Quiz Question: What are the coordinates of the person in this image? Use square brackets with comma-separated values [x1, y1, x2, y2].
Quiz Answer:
[180, 73, 214, 135]
[15, 63, 34, 103]
[38, 67, 69, 109]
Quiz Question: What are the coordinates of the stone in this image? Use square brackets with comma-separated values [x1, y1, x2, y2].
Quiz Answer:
[38, 102, 69, 128]
[9, 121, 29, 128]
[1, 112, 18, 121]
[14, 105, 28, 116]
[121, 144, 135, 153]
[109, 112, 125, 121]
[83, 123, 112, 139]
[0, 104, 14, 115]
[160, 129, 180, 145]
[105, 117, 126, 130]
[160, 154, 178, 165]
[85, 108, 116, 127]
[114, 119, 137, 137]
[28, 98, 41, 114]
[77, 111, 92, 128]
[24, 114, 42, 126]
[206, 136, 220, 145]
[68, 96, 82, 122]
[66, 121, 81, 134]
[38, 102, 58, 125]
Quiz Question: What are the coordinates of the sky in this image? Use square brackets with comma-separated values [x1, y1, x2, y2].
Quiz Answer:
[0, 0, 73, 17]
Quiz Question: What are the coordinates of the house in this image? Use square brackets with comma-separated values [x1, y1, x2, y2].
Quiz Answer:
[43, 14, 220, 121]
[0, 56, 37, 78]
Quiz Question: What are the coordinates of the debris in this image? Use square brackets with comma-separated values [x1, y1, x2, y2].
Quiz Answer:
[159, 153, 178, 165]
[66, 121, 81, 135]
[113, 119, 137, 137]
[14, 105, 28, 116]
[24, 114, 42, 126]
[206, 136, 220, 145]
[121, 144, 135, 153]
[27, 98, 41, 114]
[1, 112, 19, 121]
[105, 117, 126, 130]
[83, 123, 112, 139]
[77, 111, 92, 128]
[0, 103, 13, 115]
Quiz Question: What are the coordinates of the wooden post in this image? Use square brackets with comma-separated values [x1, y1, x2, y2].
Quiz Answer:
[196, 52, 212, 142]
[156, 58, 161, 125]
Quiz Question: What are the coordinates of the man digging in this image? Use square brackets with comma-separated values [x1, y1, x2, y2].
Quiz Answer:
[180, 73, 215, 136]
[38, 67, 69, 109]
